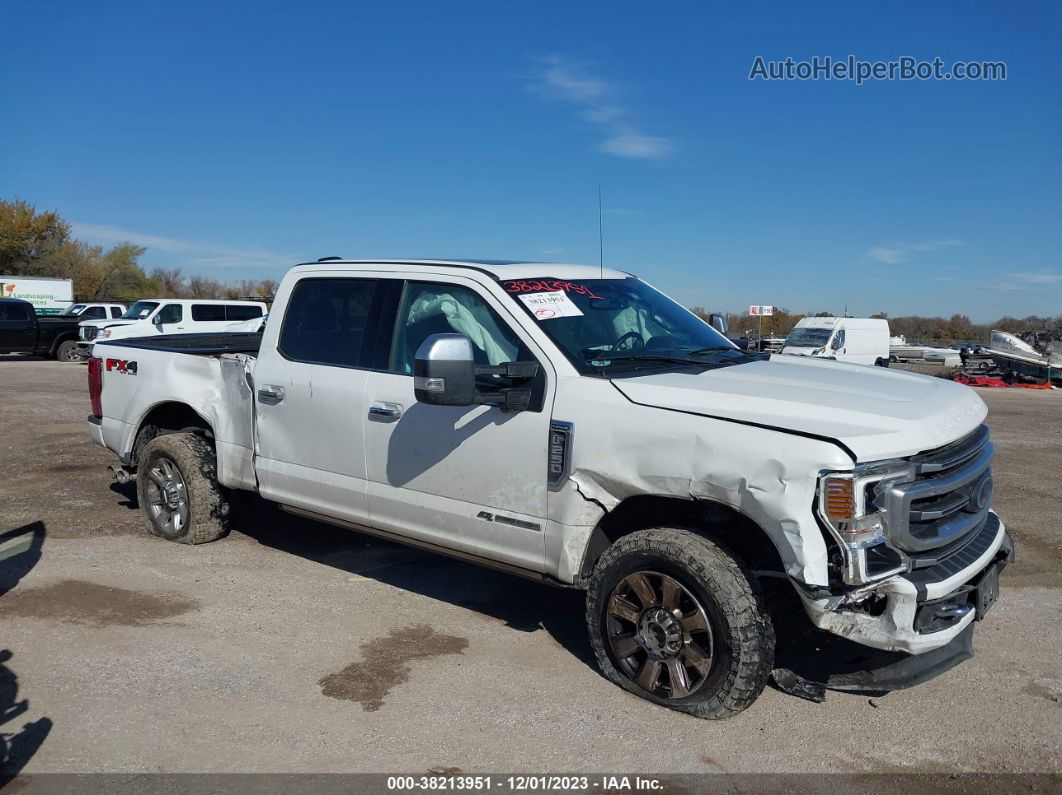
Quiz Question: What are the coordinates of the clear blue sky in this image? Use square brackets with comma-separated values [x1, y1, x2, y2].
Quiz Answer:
[2, 1, 1058, 320]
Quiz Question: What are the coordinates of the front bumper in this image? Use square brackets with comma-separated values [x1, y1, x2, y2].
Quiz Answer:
[75, 341, 94, 359]
[798, 512, 1011, 655]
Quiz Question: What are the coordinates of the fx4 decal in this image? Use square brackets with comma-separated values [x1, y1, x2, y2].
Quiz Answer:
[105, 358, 137, 375]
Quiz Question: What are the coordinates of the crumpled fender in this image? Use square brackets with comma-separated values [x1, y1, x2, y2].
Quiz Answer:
[546, 378, 853, 586]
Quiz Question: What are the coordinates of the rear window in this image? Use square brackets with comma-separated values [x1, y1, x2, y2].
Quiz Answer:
[191, 304, 226, 321]
[0, 302, 33, 321]
[225, 304, 263, 321]
[279, 278, 379, 368]
[191, 304, 263, 321]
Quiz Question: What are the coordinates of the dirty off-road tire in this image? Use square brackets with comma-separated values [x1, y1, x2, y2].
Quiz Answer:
[136, 432, 230, 544]
[586, 528, 775, 719]
[55, 340, 80, 362]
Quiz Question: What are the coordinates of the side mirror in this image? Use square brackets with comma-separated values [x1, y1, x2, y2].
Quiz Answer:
[152, 314, 163, 326]
[708, 313, 728, 335]
[830, 331, 844, 350]
[413, 333, 540, 412]
[413, 334, 477, 407]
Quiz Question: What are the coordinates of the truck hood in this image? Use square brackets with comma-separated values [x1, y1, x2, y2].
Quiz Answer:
[81, 319, 136, 329]
[610, 355, 986, 462]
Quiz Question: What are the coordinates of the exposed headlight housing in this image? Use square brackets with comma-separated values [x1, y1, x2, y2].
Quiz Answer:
[818, 462, 916, 585]
[99, 328, 112, 339]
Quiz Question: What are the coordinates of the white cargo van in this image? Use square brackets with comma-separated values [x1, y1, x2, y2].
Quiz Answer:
[781, 317, 890, 366]
[77, 299, 267, 357]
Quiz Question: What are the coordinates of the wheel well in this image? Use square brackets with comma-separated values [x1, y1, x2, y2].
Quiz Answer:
[578, 495, 786, 581]
[50, 332, 76, 354]
[129, 402, 214, 469]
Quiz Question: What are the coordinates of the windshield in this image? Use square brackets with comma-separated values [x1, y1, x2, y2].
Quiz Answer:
[66, 304, 87, 315]
[121, 301, 159, 320]
[501, 277, 742, 376]
[785, 327, 833, 348]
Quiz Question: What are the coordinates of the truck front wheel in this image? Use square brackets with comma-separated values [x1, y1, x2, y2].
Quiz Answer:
[586, 528, 774, 718]
[136, 432, 230, 544]
[55, 340, 80, 362]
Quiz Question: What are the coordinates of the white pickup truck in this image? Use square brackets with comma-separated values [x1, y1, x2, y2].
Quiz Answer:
[85, 259, 1012, 718]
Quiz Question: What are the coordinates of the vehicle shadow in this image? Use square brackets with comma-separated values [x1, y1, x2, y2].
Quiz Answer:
[1, 522, 54, 780]
[109, 481, 139, 510]
[0, 354, 51, 363]
[230, 497, 596, 670]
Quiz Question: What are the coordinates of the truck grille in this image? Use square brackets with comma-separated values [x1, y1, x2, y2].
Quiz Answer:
[83, 326, 99, 341]
[878, 425, 994, 555]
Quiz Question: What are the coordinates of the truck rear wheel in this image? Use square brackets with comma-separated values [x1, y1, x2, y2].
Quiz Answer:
[136, 432, 230, 544]
[586, 528, 774, 719]
[55, 340, 80, 362]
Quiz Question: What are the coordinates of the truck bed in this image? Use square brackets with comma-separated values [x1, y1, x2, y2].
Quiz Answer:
[95, 332, 263, 356]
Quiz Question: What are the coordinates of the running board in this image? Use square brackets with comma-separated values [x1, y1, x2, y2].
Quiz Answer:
[279, 505, 573, 588]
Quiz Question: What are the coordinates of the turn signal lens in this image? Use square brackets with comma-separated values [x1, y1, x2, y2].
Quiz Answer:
[824, 477, 855, 520]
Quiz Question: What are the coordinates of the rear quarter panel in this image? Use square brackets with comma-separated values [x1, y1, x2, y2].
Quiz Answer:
[96, 343, 257, 490]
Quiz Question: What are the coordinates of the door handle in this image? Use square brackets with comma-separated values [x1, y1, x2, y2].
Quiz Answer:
[368, 403, 402, 419]
[258, 386, 286, 405]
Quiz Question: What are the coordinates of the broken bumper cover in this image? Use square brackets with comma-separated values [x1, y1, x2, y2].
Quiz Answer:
[798, 512, 1011, 655]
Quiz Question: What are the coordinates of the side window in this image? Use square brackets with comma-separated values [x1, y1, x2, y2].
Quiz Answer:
[0, 304, 22, 321]
[110, 307, 123, 318]
[225, 305, 263, 321]
[390, 282, 526, 374]
[156, 304, 183, 324]
[279, 278, 379, 368]
[82, 307, 106, 319]
[191, 304, 225, 321]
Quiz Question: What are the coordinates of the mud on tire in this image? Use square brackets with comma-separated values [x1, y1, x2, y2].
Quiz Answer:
[586, 527, 775, 719]
[136, 432, 231, 544]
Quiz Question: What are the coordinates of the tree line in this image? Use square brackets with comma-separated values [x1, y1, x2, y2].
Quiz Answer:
[0, 199, 277, 302]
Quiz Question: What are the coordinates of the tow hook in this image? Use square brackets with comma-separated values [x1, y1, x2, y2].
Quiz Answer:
[107, 464, 135, 484]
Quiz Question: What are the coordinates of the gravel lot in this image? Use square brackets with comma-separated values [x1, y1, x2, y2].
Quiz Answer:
[1, 356, 1060, 775]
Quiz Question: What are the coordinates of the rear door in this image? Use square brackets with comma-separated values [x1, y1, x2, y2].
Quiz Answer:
[252, 276, 398, 524]
[0, 302, 37, 352]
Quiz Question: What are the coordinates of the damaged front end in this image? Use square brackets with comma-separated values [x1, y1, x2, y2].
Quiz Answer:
[800, 424, 1014, 656]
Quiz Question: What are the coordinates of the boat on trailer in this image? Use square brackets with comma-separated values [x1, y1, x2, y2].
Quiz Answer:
[986, 329, 1062, 385]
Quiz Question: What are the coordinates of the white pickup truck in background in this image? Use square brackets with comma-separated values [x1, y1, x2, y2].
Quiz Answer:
[85, 259, 1012, 718]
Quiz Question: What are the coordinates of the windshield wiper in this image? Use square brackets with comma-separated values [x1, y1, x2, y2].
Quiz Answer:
[687, 346, 738, 356]
[584, 353, 708, 367]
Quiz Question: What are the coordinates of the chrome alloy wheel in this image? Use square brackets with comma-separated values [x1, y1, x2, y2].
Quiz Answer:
[144, 457, 189, 536]
[605, 571, 715, 699]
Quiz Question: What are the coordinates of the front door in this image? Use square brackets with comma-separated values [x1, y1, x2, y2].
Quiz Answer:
[153, 303, 186, 333]
[253, 276, 391, 524]
[362, 276, 552, 572]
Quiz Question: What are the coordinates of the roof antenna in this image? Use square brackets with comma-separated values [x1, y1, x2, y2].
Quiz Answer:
[598, 184, 604, 279]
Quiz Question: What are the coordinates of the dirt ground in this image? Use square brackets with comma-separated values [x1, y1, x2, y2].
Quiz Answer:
[1, 355, 1060, 775]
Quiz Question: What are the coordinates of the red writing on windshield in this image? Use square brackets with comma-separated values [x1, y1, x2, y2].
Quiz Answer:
[503, 279, 604, 299]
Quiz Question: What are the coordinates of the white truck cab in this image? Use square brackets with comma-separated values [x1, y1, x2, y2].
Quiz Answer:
[85, 260, 1011, 718]
[77, 298, 267, 356]
[782, 316, 891, 366]
[62, 302, 127, 320]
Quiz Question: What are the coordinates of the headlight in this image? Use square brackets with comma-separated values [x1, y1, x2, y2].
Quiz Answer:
[99, 328, 112, 339]
[818, 462, 915, 584]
